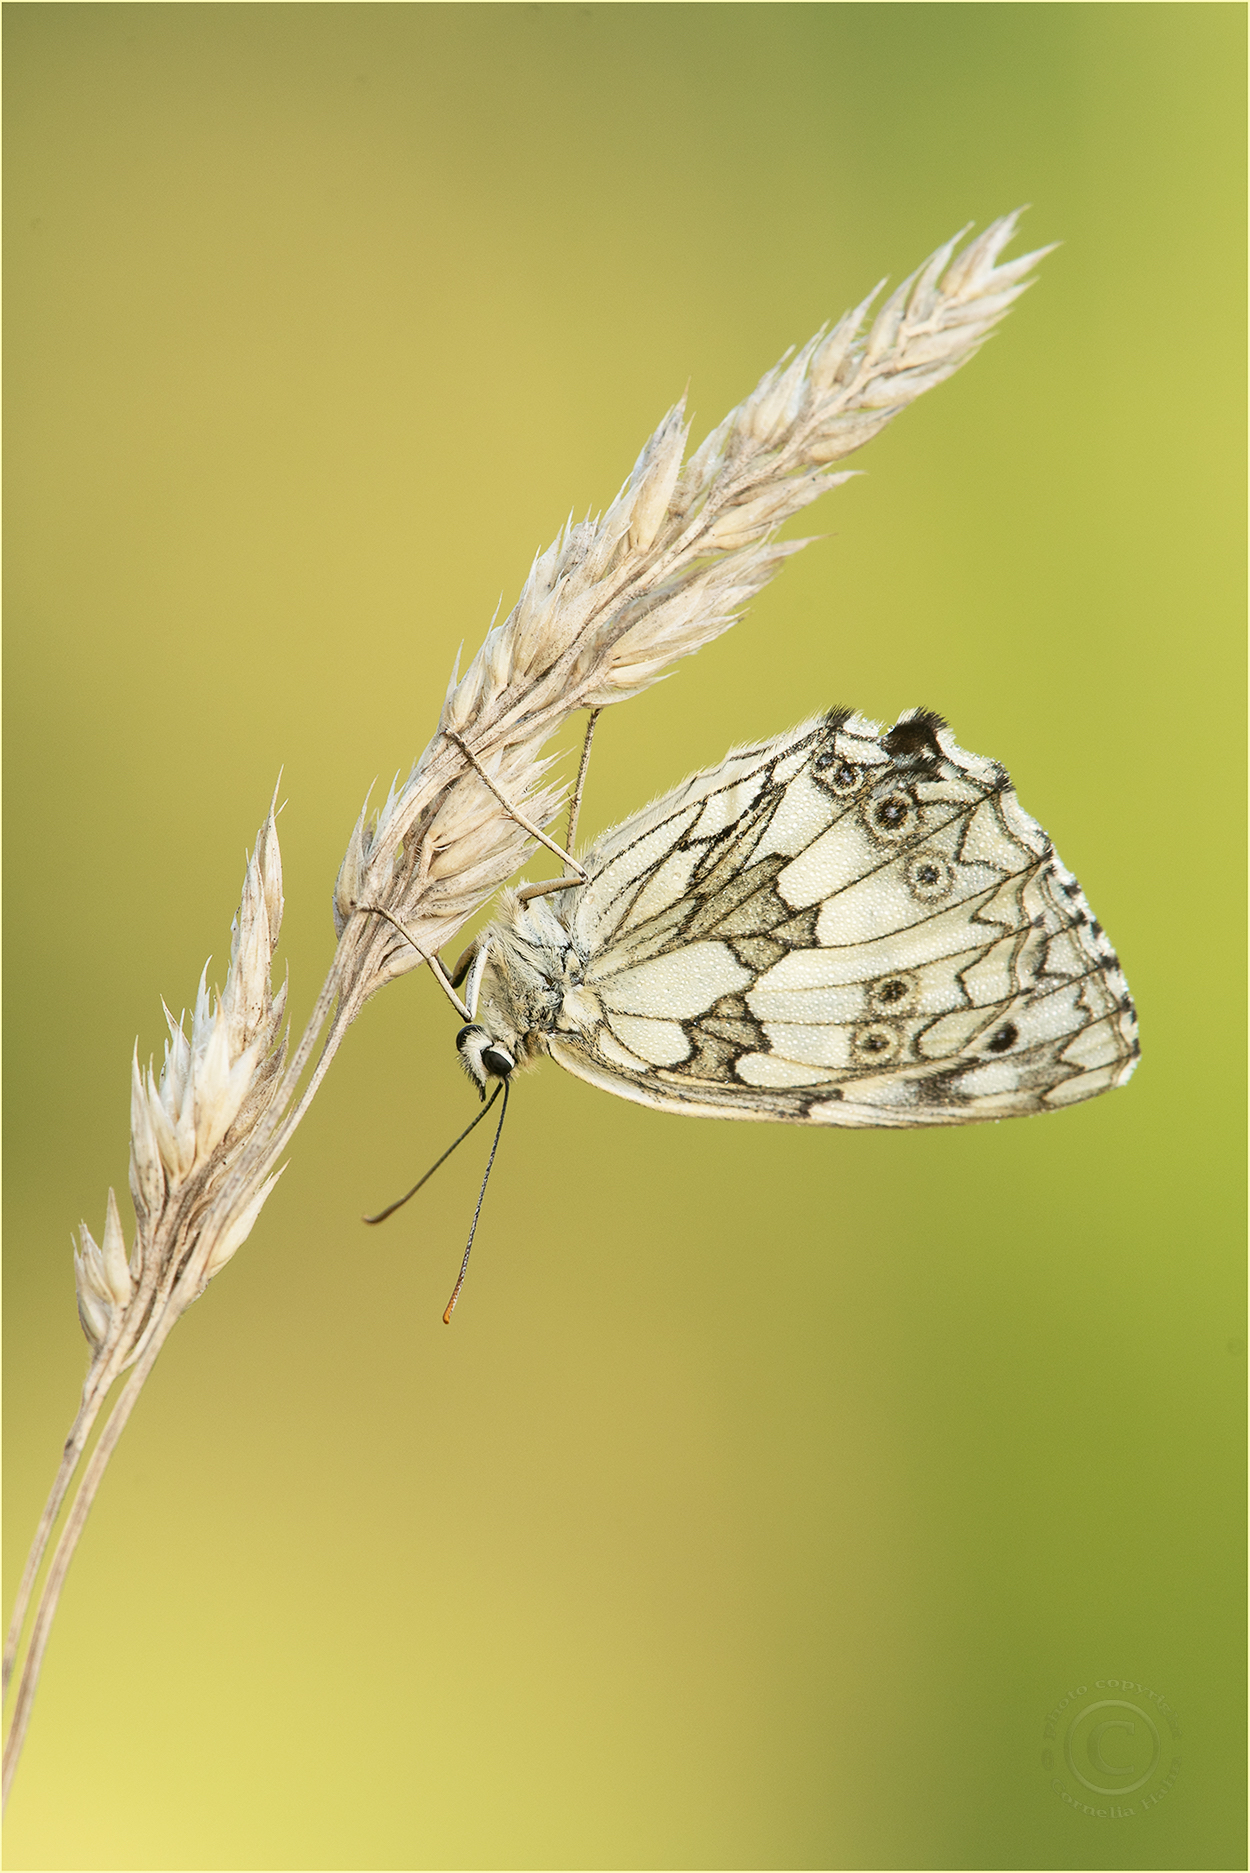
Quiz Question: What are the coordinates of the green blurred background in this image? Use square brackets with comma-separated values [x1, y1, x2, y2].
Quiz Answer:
[4, 5, 1244, 1868]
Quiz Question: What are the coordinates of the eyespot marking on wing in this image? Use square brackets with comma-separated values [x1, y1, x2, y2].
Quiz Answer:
[904, 852, 955, 902]
[812, 751, 868, 797]
[863, 789, 918, 844]
[851, 1023, 904, 1065]
[869, 971, 920, 1013]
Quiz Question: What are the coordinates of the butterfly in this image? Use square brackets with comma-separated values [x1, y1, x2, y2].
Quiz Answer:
[452, 707, 1139, 1127]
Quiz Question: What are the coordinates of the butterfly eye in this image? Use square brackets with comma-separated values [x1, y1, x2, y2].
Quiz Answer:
[904, 852, 953, 902]
[986, 1023, 1018, 1054]
[851, 1023, 903, 1065]
[456, 1026, 515, 1092]
[866, 791, 916, 840]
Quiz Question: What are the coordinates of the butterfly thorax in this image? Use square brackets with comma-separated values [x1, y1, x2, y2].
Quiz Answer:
[466, 890, 585, 1070]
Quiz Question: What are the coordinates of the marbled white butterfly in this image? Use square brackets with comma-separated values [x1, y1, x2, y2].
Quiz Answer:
[452, 707, 1138, 1126]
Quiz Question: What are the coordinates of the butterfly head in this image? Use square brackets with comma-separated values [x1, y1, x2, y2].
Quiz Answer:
[456, 1024, 516, 1098]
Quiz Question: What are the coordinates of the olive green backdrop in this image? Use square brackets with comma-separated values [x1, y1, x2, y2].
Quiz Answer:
[4, 5, 1244, 1869]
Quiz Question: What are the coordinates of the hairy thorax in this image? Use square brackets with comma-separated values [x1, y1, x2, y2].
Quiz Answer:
[470, 890, 591, 1068]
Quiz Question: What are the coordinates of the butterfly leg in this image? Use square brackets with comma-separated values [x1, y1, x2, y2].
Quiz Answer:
[356, 904, 473, 1019]
[445, 939, 478, 988]
[564, 707, 600, 855]
[515, 710, 600, 901]
[445, 731, 588, 880]
[515, 873, 585, 903]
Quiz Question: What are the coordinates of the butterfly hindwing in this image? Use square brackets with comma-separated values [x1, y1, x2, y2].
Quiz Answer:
[523, 709, 1137, 1126]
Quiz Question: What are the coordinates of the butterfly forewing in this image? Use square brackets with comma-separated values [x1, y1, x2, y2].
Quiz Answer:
[480, 709, 1138, 1126]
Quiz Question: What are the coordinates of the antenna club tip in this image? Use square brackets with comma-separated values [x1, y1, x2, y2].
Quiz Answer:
[442, 1307, 456, 1326]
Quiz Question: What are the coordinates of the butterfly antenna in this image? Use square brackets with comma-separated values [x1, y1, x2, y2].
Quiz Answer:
[362, 1084, 503, 1225]
[443, 1079, 510, 1324]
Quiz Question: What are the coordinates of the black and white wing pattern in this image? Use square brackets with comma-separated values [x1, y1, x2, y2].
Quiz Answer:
[480, 709, 1139, 1127]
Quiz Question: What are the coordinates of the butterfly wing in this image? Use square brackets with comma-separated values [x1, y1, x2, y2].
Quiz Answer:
[541, 709, 1138, 1126]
